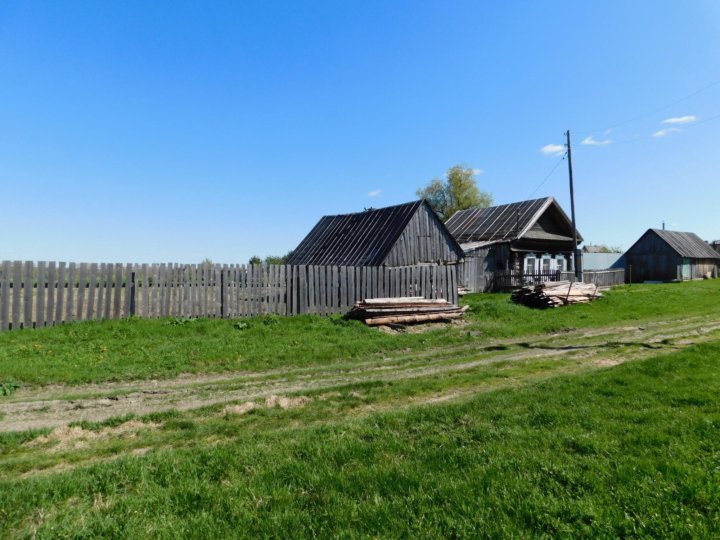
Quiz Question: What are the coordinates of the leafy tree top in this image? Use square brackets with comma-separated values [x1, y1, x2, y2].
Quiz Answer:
[416, 165, 492, 221]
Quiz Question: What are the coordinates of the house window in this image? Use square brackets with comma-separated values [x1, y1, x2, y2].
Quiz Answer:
[556, 256, 565, 272]
[542, 255, 551, 273]
[524, 255, 536, 273]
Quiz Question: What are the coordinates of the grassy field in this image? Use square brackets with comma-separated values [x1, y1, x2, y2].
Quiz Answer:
[1, 280, 719, 537]
[1, 279, 719, 386]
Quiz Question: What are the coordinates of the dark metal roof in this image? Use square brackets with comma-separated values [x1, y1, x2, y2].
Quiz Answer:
[287, 200, 457, 266]
[647, 229, 720, 260]
[445, 196, 582, 244]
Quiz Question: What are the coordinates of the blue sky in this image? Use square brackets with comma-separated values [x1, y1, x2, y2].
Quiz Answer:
[1, 1, 719, 263]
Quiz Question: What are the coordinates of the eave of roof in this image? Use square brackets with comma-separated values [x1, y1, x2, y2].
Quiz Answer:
[649, 229, 720, 260]
[445, 196, 583, 244]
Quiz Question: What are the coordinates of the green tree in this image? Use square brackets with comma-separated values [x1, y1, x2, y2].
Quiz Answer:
[248, 255, 262, 265]
[416, 165, 493, 220]
[264, 250, 294, 265]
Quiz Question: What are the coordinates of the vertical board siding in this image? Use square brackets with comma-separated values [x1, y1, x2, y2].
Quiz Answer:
[384, 204, 462, 267]
[0, 261, 460, 331]
[96, 263, 105, 320]
[77, 263, 87, 320]
[66, 263, 76, 323]
[87, 263, 98, 321]
[23, 261, 33, 328]
[12, 261, 22, 330]
[36, 262, 46, 328]
[46, 262, 57, 326]
[0, 261, 10, 331]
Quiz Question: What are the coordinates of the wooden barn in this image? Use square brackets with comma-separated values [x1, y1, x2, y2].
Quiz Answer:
[445, 197, 582, 292]
[287, 200, 464, 267]
[624, 229, 720, 282]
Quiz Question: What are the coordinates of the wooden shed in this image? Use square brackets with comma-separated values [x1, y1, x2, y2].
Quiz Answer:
[287, 200, 464, 267]
[446, 197, 582, 291]
[624, 229, 720, 282]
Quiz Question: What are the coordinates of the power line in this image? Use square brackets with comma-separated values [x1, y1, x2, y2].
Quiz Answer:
[687, 111, 720, 127]
[580, 111, 720, 147]
[528, 152, 567, 198]
[582, 77, 720, 136]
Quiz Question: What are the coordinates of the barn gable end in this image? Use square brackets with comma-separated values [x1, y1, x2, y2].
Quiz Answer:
[287, 200, 463, 267]
[624, 229, 720, 282]
[383, 202, 464, 266]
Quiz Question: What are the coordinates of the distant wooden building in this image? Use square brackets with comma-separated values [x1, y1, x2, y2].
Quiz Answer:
[711, 240, 720, 255]
[287, 200, 464, 267]
[446, 197, 582, 291]
[624, 229, 720, 282]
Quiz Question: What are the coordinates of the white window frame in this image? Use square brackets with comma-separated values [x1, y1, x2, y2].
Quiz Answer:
[541, 254, 552, 273]
[524, 254, 537, 274]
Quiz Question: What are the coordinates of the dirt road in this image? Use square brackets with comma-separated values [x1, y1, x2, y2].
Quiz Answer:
[2, 314, 719, 432]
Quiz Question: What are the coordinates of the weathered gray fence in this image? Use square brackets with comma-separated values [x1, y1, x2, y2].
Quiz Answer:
[457, 248, 494, 293]
[0, 261, 457, 331]
[493, 270, 562, 291]
[560, 269, 625, 287]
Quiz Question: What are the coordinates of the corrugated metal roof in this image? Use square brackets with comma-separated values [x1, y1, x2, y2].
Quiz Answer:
[287, 200, 458, 266]
[445, 197, 581, 244]
[649, 229, 720, 260]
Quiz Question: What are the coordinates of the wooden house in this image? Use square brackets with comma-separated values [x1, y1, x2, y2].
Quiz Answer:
[711, 240, 720, 255]
[624, 229, 720, 282]
[445, 197, 582, 291]
[287, 200, 464, 267]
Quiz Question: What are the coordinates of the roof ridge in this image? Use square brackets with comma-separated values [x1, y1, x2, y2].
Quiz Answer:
[321, 199, 423, 219]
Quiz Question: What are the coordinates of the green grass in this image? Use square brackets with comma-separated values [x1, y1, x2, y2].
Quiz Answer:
[1, 341, 718, 537]
[1, 280, 719, 385]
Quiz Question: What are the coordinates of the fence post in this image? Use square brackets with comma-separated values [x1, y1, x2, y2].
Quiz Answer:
[129, 271, 136, 317]
[220, 268, 226, 319]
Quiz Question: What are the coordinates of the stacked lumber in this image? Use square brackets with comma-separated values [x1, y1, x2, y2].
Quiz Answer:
[511, 280, 601, 308]
[347, 296, 468, 326]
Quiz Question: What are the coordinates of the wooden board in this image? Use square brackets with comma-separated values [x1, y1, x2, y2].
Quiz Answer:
[23, 261, 33, 328]
[76, 263, 87, 320]
[103, 263, 113, 320]
[87, 263, 97, 320]
[56, 262, 67, 324]
[36, 261, 46, 328]
[66, 262, 76, 322]
[0, 261, 10, 331]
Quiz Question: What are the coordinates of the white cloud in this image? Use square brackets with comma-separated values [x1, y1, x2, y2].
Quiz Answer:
[652, 127, 681, 138]
[581, 135, 612, 146]
[541, 144, 565, 157]
[661, 115, 697, 125]
[368, 189, 382, 197]
[471, 168, 485, 176]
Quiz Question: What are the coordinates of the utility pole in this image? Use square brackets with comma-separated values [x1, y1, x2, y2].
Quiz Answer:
[566, 130, 580, 278]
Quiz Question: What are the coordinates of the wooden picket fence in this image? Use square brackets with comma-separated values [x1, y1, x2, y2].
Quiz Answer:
[560, 269, 625, 287]
[493, 270, 563, 291]
[0, 261, 457, 331]
[582, 269, 625, 287]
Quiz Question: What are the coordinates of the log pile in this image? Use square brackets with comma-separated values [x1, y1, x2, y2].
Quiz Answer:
[511, 280, 601, 308]
[347, 297, 469, 326]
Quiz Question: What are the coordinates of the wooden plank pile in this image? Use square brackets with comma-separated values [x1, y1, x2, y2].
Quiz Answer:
[347, 297, 469, 326]
[511, 280, 601, 308]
